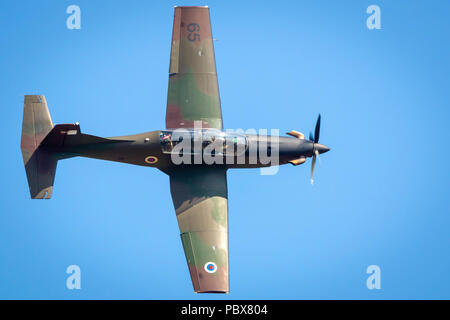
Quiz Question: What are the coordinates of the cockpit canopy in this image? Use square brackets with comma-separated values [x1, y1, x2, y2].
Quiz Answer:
[160, 129, 248, 156]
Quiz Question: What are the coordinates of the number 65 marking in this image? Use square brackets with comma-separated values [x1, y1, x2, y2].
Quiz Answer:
[187, 23, 200, 42]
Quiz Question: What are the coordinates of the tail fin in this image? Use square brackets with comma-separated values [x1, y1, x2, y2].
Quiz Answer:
[21, 95, 57, 199]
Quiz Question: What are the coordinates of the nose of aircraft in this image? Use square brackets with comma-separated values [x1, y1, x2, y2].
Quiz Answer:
[315, 143, 330, 154]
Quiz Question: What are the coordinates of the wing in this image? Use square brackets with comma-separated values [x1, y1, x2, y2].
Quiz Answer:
[166, 6, 223, 129]
[169, 167, 229, 293]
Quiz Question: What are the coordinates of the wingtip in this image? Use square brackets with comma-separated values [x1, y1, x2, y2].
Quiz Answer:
[174, 5, 209, 8]
[194, 290, 229, 294]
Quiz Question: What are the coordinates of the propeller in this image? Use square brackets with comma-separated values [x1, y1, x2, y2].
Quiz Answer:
[310, 114, 321, 185]
[286, 114, 329, 180]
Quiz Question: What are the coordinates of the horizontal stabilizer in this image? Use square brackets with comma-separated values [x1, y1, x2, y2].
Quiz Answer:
[21, 95, 57, 199]
[24, 149, 57, 199]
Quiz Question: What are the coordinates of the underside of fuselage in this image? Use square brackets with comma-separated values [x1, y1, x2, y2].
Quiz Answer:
[47, 128, 327, 173]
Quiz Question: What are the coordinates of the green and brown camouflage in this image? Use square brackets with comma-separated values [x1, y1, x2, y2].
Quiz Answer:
[20, 6, 330, 293]
[170, 167, 228, 292]
[167, 6, 222, 129]
[21, 95, 56, 199]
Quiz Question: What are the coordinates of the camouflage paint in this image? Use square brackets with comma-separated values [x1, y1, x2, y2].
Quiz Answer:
[170, 167, 229, 293]
[20, 95, 56, 199]
[166, 6, 222, 129]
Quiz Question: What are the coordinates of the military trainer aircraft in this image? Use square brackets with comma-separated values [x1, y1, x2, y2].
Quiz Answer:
[20, 6, 330, 293]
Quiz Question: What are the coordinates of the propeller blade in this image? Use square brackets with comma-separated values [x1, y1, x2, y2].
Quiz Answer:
[310, 154, 316, 185]
[314, 114, 321, 143]
[309, 114, 323, 185]
[315, 149, 321, 164]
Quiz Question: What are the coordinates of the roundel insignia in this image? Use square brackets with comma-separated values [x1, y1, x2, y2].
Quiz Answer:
[204, 262, 217, 274]
[144, 156, 158, 164]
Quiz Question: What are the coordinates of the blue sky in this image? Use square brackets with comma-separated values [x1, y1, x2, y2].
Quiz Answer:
[0, 0, 449, 299]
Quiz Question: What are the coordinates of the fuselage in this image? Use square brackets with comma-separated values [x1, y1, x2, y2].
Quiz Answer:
[56, 129, 329, 173]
